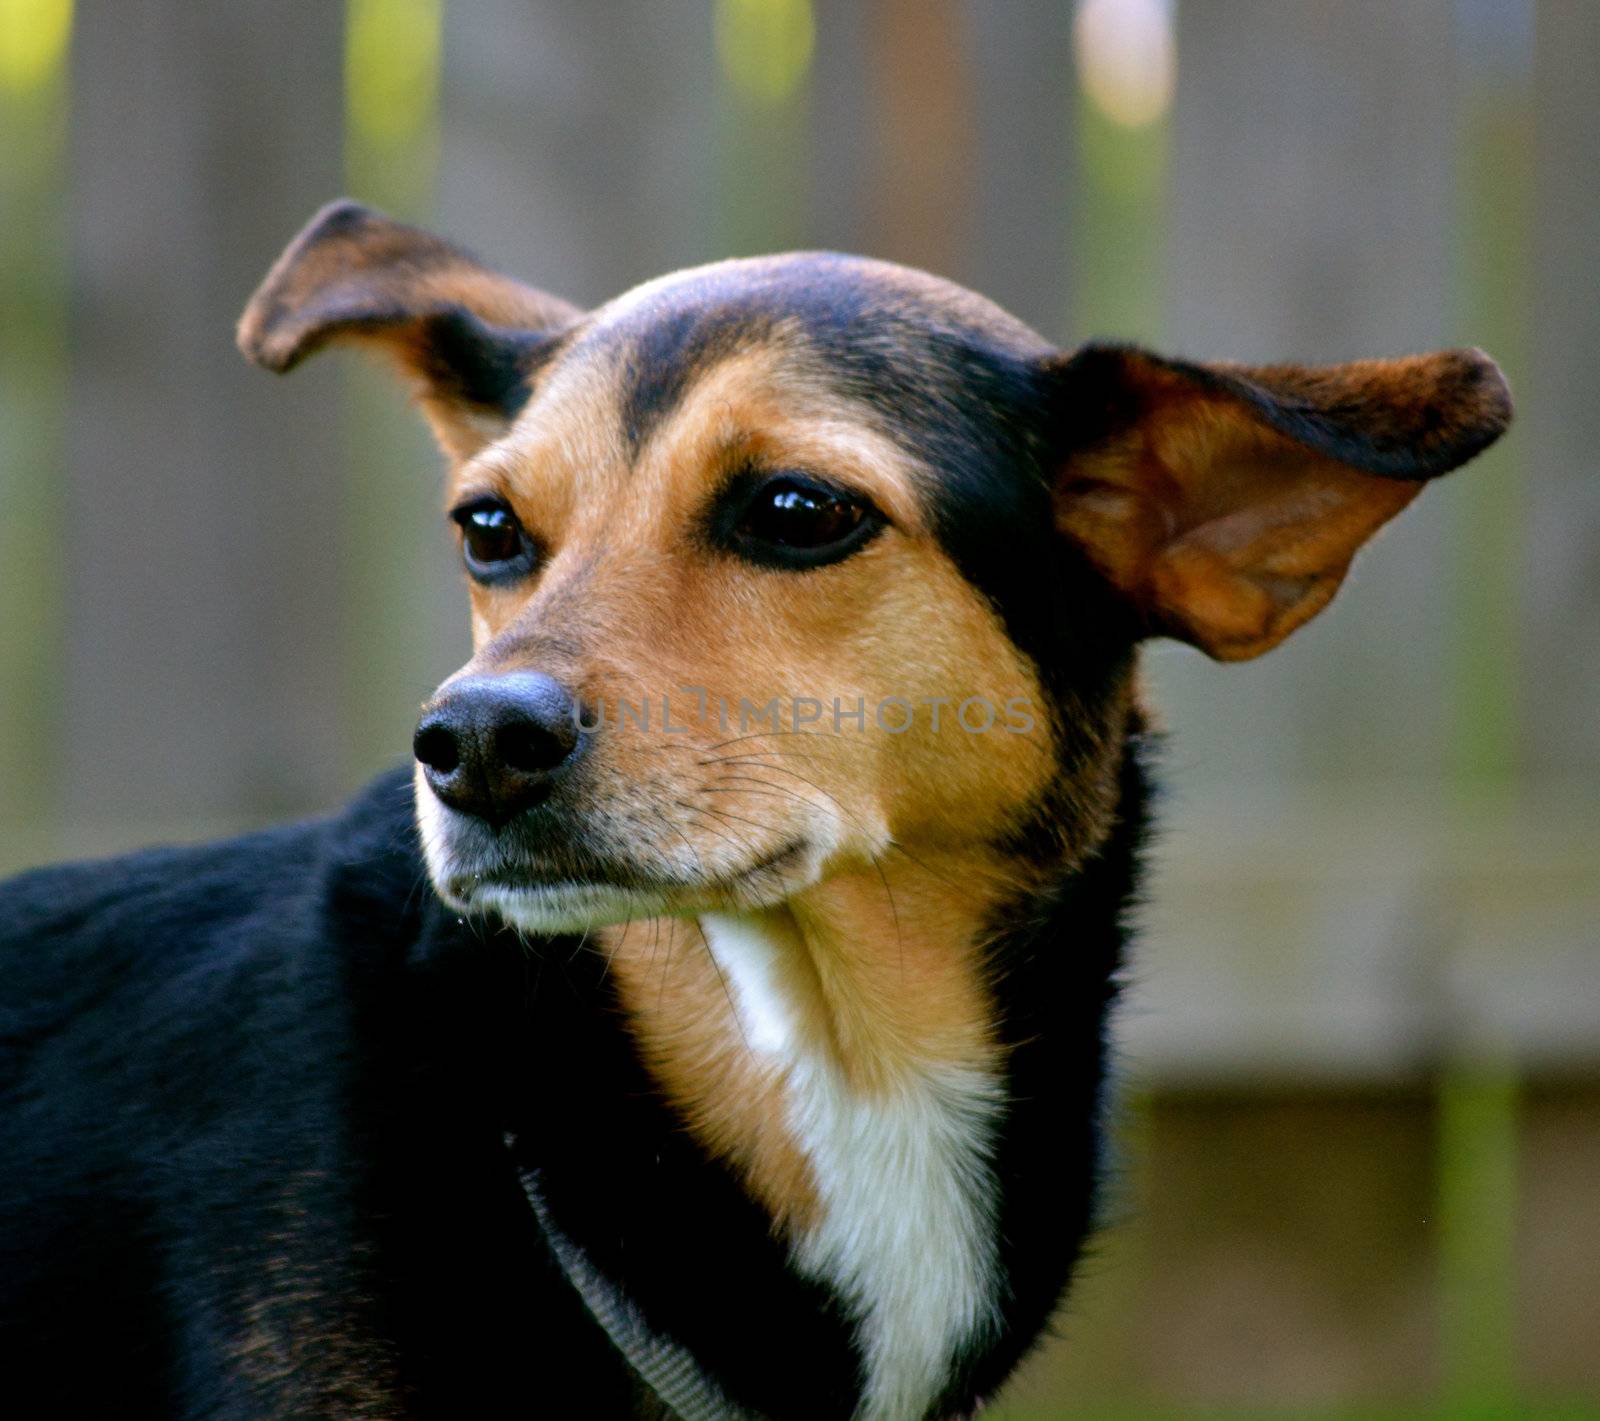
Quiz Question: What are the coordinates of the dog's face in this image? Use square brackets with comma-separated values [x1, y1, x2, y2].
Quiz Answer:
[241, 203, 1510, 933]
[416, 271, 1063, 930]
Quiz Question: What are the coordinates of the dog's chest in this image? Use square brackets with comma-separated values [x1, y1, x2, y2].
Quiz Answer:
[698, 911, 1002, 1421]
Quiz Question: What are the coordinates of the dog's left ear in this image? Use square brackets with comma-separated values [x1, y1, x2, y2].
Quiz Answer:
[238, 200, 581, 461]
[1047, 344, 1512, 660]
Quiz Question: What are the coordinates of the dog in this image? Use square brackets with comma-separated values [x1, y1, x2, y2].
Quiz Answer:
[0, 201, 1510, 1420]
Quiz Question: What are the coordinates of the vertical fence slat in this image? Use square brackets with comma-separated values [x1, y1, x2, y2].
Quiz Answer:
[963, 1, 1076, 338]
[859, 0, 973, 281]
[1446, 2, 1533, 795]
[1067, 0, 1171, 348]
[65, 1, 348, 847]
[716, 0, 815, 257]
[440, 0, 718, 307]
[1159, 0, 1457, 789]
[0, 0, 71, 871]
[1524, 0, 1600, 785]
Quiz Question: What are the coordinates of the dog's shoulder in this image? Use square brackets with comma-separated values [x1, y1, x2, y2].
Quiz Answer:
[2, 766, 418, 966]
[0, 767, 424, 1121]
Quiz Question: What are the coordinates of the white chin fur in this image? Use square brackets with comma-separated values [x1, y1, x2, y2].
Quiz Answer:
[470, 881, 676, 935]
[413, 771, 831, 932]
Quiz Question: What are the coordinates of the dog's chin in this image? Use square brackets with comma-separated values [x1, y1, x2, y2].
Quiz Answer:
[418, 793, 820, 934]
[434, 846, 814, 934]
[460, 880, 684, 935]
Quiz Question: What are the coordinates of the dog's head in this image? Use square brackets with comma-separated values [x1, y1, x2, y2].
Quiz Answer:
[241, 202, 1510, 933]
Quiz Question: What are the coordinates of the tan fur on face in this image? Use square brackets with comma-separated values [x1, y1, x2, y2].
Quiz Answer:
[448, 340, 1062, 889]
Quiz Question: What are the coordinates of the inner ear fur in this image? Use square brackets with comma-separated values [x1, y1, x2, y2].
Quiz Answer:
[1048, 343, 1512, 661]
[237, 200, 581, 461]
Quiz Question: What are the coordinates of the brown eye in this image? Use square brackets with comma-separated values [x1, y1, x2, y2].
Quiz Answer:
[728, 476, 882, 569]
[451, 499, 537, 582]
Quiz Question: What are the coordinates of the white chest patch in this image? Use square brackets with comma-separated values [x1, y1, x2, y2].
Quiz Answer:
[699, 912, 1002, 1421]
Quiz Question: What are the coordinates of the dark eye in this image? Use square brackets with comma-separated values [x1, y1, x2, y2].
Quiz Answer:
[727, 476, 882, 569]
[451, 499, 537, 582]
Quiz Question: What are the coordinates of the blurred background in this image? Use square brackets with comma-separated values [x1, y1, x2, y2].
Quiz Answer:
[1, 0, 1596, 1414]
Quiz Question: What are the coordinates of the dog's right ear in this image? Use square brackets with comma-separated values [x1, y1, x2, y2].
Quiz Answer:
[238, 201, 580, 461]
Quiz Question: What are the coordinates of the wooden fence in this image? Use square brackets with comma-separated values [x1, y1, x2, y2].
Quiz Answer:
[1, 1, 1596, 1412]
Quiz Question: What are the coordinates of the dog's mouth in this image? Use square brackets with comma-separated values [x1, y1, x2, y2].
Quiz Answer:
[438, 837, 812, 933]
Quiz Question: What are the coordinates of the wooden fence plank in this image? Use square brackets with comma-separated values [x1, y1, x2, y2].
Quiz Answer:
[439, 0, 719, 306]
[965, 2, 1076, 339]
[1158, 0, 1458, 788]
[65, 1, 347, 843]
[1526, 0, 1600, 784]
[0, 0, 71, 870]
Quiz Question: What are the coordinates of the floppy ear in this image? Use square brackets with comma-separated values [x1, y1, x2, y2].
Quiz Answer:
[237, 200, 581, 461]
[1047, 344, 1512, 661]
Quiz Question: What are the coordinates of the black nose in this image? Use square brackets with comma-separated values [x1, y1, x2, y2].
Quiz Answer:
[413, 672, 582, 825]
